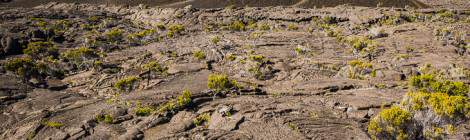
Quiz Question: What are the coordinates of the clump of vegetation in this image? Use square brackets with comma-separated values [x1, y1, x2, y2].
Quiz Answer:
[347, 60, 376, 79]
[193, 50, 206, 60]
[61, 47, 98, 62]
[157, 90, 193, 114]
[177, 90, 192, 107]
[211, 36, 221, 44]
[127, 29, 156, 43]
[4, 57, 36, 77]
[193, 113, 211, 126]
[207, 74, 234, 92]
[229, 21, 245, 31]
[408, 74, 469, 96]
[258, 23, 270, 30]
[226, 54, 237, 61]
[167, 24, 185, 38]
[370, 74, 470, 139]
[287, 23, 299, 30]
[404, 92, 469, 118]
[96, 114, 113, 124]
[368, 106, 413, 140]
[142, 61, 168, 75]
[104, 28, 124, 42]
[42, 121, 64, 128]
[24, 41, 59, 59]
[135, 106, 154, 116]
[114, 76, 139, 91]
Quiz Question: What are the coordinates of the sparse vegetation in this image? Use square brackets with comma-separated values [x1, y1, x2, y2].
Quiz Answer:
[229, 21, 245, 31]
[368, 106, 412, 140]
[24, 41, 59, 59]
[207, 74, 233, 92]
[287, 23, 299, 30]
[193, 50, 206, 60]
[114, 76, 139, 91]
[135, 106, 154, 116]
[193, 113, 210, 126]
[211, 36, 221, 44]
[104, 28, 124, 42]
[42, 121, 64, 128]
[96, 114, 113, 124]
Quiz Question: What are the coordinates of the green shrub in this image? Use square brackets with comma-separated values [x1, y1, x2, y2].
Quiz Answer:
[135, 106, 154, 116]
[128, 29, 156, 40]
[193, 113, 210, 126]
[347, 60, 375, 79]
[193, 50, 206, 60]
[229, 21, 245, 31]
[287, 23, 299, 30]
[61, 47, 97, 61]
[211, 36, 221, 44]
[406, 92, 469, 118]
[347, 37, 377, 52]
[4, 57, 36, 76]
[114, 76, 139, 91]
[142, 61, 167, 74]
[258, 23, 270, 30]
[157, 90, 193, 113]
[42, 121, 64, 128]
[177, 90, 192, 107]
[368, 106, 412, 140]
[249, 55, 266, 62]
[207, 74, 233, 92]
[408, 74, 469, 96]
[24, 41, 58, 59]
[168, 24, 184, 33]
[104, 28, 123, 42]
[96, 114, 113, 123]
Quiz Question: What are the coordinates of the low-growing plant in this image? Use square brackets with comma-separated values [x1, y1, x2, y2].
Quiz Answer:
[114, 76, 139, 91]
[408, 74, 469, 96]
[347, 60, 375, 79]
[104, 28, 123, 42]
[135, 106, 154, 116]
[61, 47, 98, 62]
[404, 92, 469, 118]
[42, 121, 64, 128]
[193, 113, 211, 126]
[287, 23, 299, 30]
[211, 36, 221, 44]
[142, 61, 167, 74]
[177, 90, 192, 107]
[96, 114, 113, 124]
[368, 106, 412, 140]
[229, 21, 245, 31]
[193, 50, 206, 60]
[207, 74, 233, 92]
[4, 57, 36, 77]
[24, 41, 59, 59]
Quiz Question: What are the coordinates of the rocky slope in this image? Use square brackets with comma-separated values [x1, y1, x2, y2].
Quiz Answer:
[0, 2, 469, 140]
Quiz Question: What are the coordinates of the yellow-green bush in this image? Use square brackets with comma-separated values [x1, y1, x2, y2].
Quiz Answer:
[193, 50, 206, 60]
[135, 106, 154, 116]
[61, 47, 97, 62]
[229, 21, 245, 31]
[114, 76, 139, 91]
[177, 90, 192, 107]
[207, 74, 233, 92]
[408, 74, 469, 96]
[96, 114, 113, 123]
[406, 92, 469, 118]
[368, 106, 412, 140]
[193, 113, 210, 126]
[142, 61, 167, 74]
[104, 28, 123, 42]
[42, 121, 64, 128]
[24, 41, 59, 59]
[4, 57, 36, 76]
